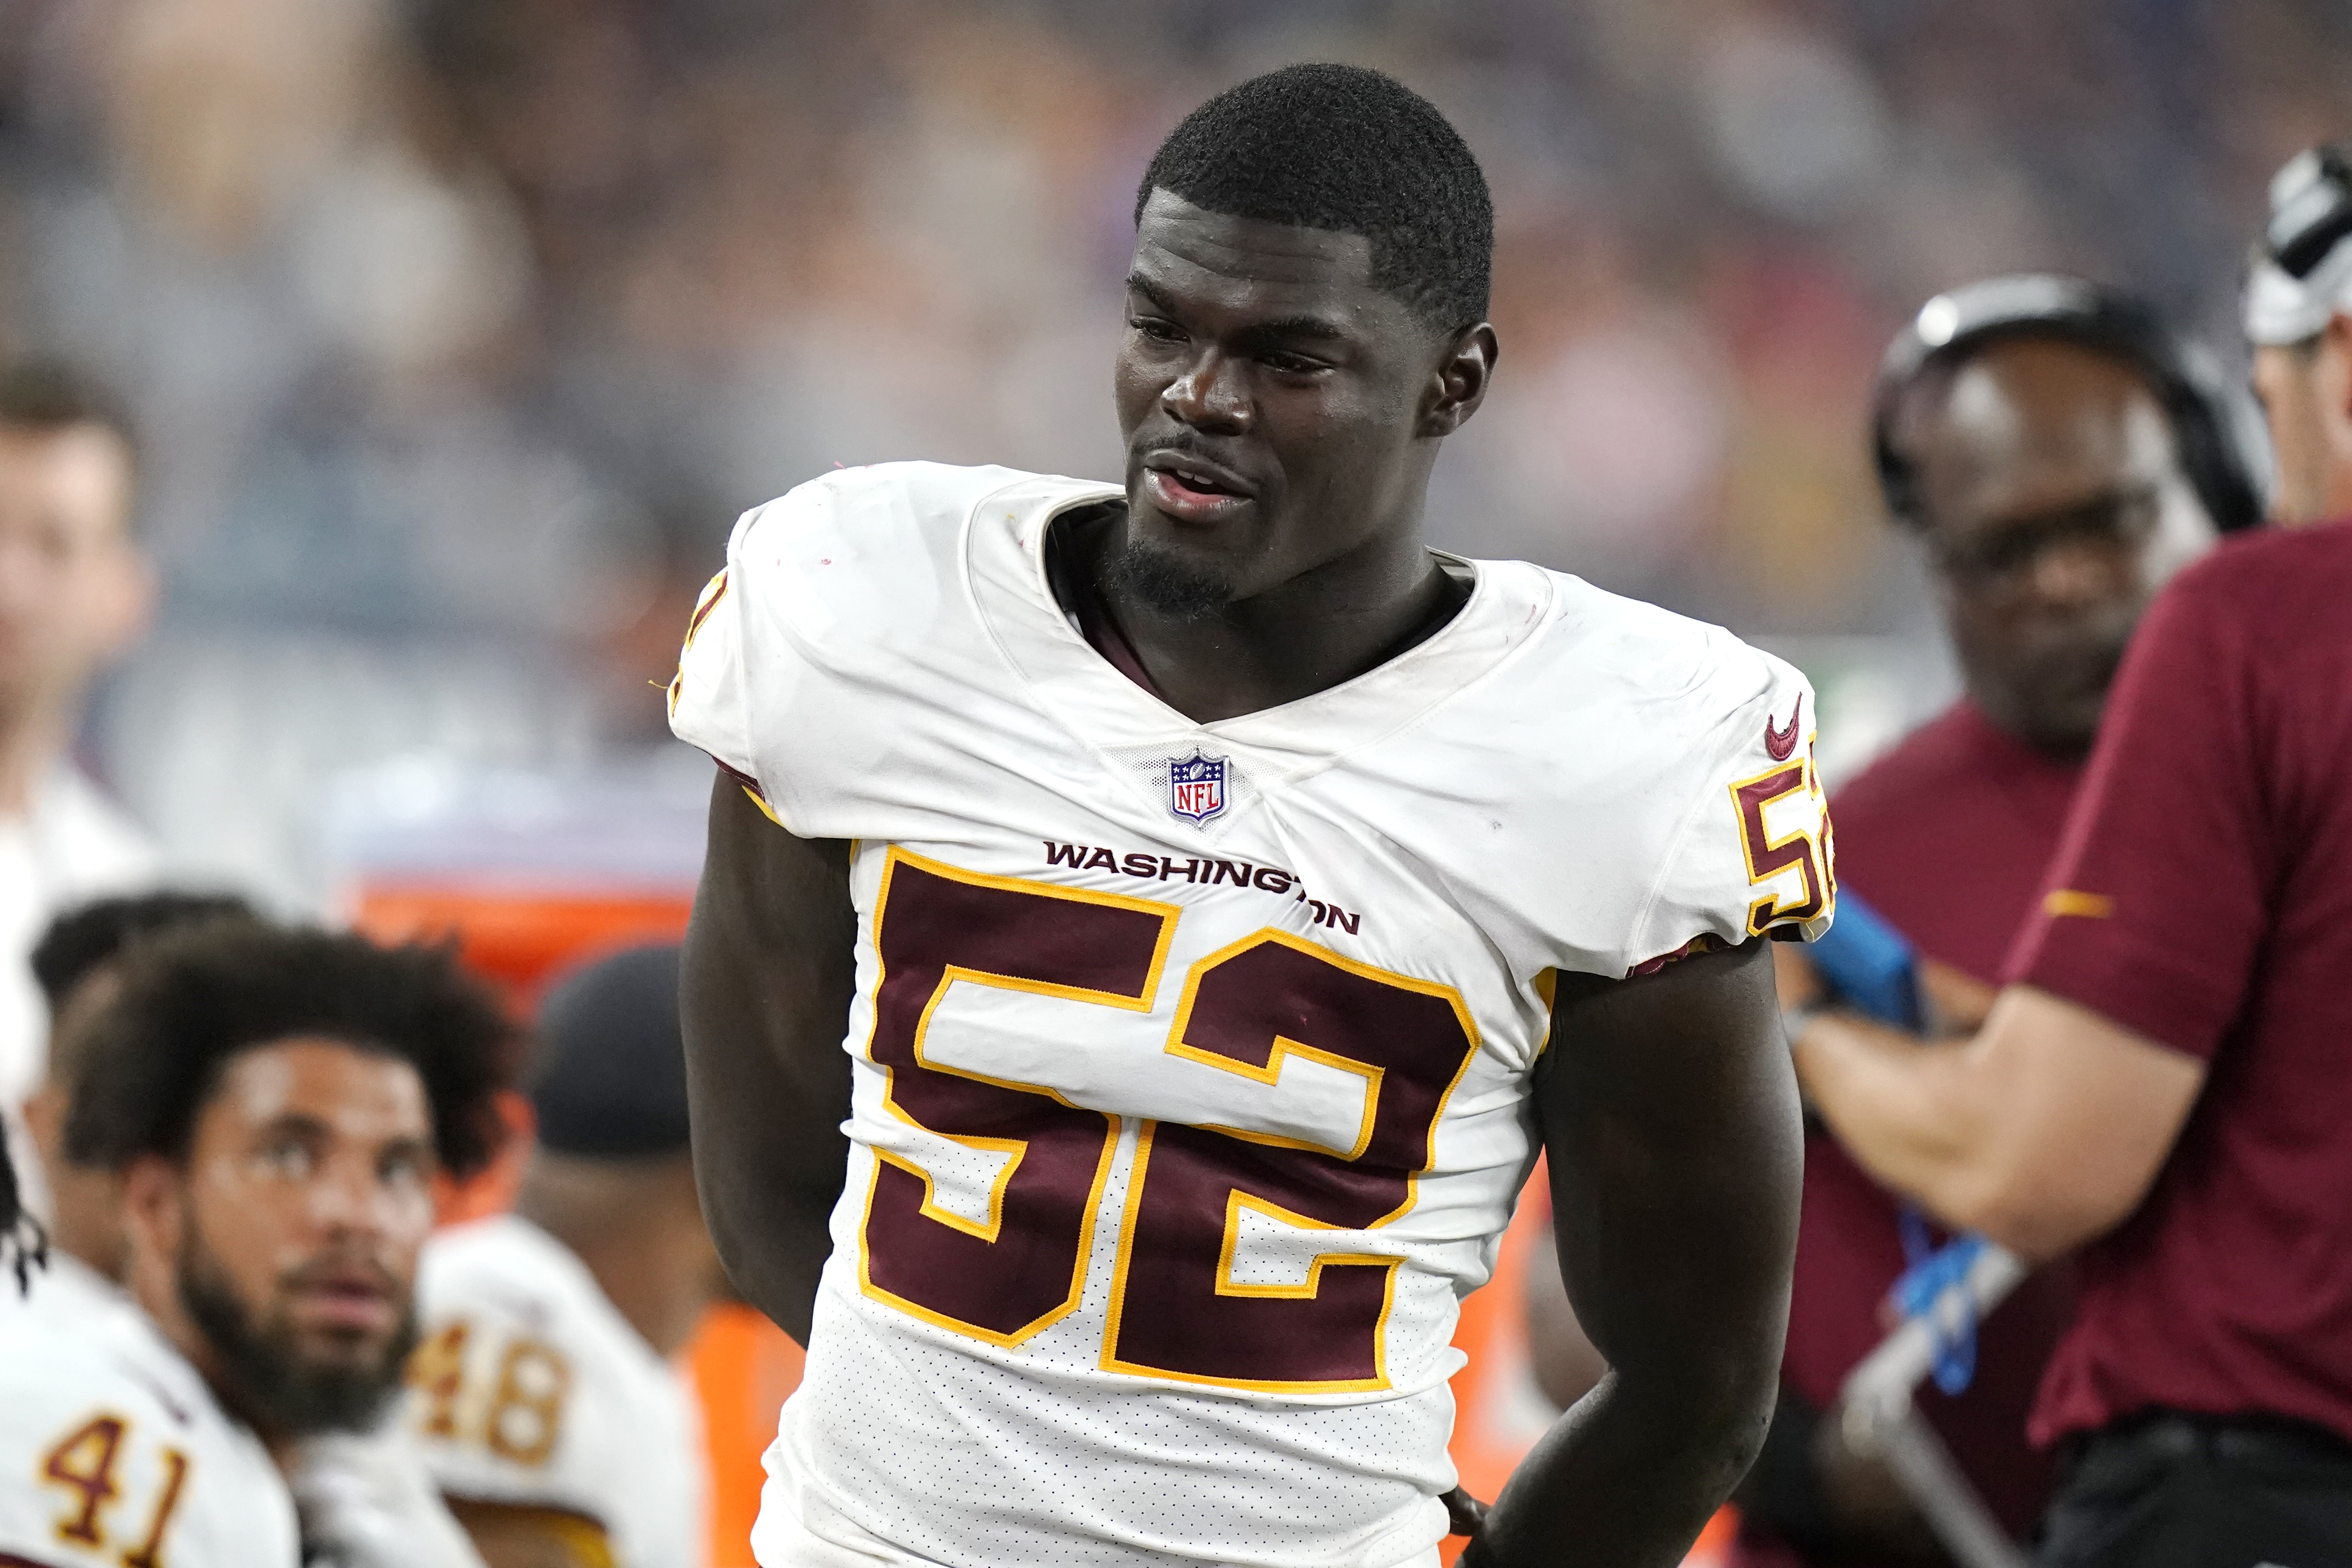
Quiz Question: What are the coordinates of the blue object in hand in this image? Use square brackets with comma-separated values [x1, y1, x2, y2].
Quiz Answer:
[1803, 886, 1924, 1030]
[1897, 1215, 1988, 1396]
[1810, 889, 1986, 1393]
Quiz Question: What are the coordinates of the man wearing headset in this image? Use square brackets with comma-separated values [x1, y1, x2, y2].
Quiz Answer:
[1792, 148, 2352, 1567]
[1699, 277, 2252, 1567]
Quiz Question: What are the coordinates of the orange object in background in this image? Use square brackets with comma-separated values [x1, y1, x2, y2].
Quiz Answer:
[1441, 1171, 1552, 1565]
[687, 1305, 806, 1568]
[354, 882, 693, 1224]
[353, 882, 694, 1007]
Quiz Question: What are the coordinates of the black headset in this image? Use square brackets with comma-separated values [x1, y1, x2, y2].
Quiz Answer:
[1870, 273, 2267, 534]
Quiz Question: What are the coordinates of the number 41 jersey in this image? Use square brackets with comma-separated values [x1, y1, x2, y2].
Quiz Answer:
[670, 463, 1832, 1568]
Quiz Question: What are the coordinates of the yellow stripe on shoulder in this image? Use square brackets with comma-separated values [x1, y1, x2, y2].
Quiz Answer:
[2043, 889, 2114, 920]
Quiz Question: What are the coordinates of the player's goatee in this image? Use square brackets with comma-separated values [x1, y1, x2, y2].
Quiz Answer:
[1102, 533, 1235, 618]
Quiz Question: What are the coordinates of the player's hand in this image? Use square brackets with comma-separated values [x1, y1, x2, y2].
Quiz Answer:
[1443, 1485, 1490, 1538]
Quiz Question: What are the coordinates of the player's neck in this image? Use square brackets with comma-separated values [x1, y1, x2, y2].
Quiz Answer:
[0, 697, 71, 819]
[1077, 513, 1467, 725]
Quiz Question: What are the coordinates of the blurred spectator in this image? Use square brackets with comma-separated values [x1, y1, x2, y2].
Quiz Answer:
[18, 890, 258, 1280]
[1752, 278, 2238, 1567]
[0, 359, 155, 1161]
[1790, 148, 2352, 1568]
[408, 943, 720, 1568]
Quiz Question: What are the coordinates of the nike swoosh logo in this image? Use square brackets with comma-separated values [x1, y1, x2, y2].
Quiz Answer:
[1765, 696, 1802, 762]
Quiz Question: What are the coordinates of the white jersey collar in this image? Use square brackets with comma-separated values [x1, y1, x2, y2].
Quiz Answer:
[963, 475, 1555, 785]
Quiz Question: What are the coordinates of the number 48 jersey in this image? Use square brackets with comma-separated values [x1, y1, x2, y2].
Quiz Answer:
[405, 1214, 709, 1568]
[670, 463, 1832, 1568]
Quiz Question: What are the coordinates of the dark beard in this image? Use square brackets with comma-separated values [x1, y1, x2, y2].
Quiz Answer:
[1101, 533, 1235, 620]
[178, 1226, 416, 1438]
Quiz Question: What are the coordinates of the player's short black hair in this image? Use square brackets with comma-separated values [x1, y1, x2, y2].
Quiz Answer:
[63, 923, 516, 1180]
[1136, 63, 1493, 331]
[0, 357, 138, 472]
[31, 890, 261, 1012]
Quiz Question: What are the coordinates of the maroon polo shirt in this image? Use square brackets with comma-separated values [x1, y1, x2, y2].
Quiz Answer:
[1739, 701, 2083, 1565]
[2007, 519, 2352, 1449]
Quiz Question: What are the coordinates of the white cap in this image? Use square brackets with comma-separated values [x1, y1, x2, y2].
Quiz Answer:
[2244, 145, 2352, 346]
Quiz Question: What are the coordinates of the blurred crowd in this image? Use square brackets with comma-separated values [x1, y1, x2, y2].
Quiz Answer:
[0, 0, 2347, 901]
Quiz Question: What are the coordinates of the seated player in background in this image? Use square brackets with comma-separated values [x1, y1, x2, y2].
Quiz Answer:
[18, 895, 493, 1568]
[677, 64, 1822, 1568]
[16, 891, 260, 1290]
[0, 922, 511, 1568]
[409, 943, 722, 1568]
[1744, 279, 2253, 1566]
[1794, 143, 2352, 1568]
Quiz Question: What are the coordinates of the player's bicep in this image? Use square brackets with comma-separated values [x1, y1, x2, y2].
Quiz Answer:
[681, 773, 859, 1088]
[1536, 940, 1801, 1407]
[681, 773, 859, 1338]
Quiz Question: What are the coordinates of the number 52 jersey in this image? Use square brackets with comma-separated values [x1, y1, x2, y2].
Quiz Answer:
[670, 463, 1833, 1568]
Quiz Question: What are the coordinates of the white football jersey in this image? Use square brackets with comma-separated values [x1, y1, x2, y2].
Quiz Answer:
[289, 1428, 488, 1568]
[670, 463, 1832, 1568]
[406, 1215, 708, 1568]
[0, 1254, 301, 1568]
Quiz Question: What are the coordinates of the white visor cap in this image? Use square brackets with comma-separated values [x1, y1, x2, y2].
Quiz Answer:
[2246, 145, 2352, 346]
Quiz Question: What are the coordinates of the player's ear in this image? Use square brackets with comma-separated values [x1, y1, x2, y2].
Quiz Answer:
[1419, 323, 1498, 439]
[19, 1082, 64, 1157]
[117, 1154, 184, 1265]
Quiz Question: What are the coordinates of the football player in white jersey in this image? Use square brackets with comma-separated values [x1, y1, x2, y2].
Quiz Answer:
[672, 64, 1826, 1568]
[0, 922, 513, 1568]
[409, 943, 721, 1568]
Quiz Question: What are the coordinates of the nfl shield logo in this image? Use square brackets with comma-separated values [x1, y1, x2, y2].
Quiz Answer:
[1168, 751, 1228, 824]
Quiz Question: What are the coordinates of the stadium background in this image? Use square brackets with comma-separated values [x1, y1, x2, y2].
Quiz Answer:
[5, 1, 2350, 1564]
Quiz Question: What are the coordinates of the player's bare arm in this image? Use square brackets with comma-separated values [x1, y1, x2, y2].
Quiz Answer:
[679, 777, 856, 1344]
[1470, 939, 1801, 1568]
